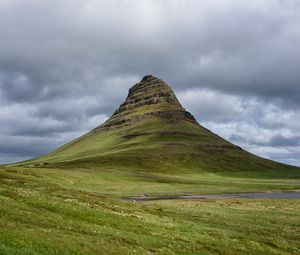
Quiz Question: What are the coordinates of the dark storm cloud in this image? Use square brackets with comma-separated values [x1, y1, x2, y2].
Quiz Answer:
[269, 135, 300, 147]
[0, 0, 300, 165]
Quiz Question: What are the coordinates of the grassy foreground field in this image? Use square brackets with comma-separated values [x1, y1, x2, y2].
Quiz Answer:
[1, 165, 300, 255]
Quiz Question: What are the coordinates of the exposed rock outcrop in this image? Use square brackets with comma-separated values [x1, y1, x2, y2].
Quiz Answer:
[94, 75, 197, 131]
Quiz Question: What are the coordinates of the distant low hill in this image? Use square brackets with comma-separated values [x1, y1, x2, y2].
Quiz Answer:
[19, 75, 299, 176]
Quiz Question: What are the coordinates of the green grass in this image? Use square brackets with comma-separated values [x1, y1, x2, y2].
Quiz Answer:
[17, 117, 299, 178]
[1, 165, 300, 255]
[3, 93, 300, 254]
[3, 166, 300, 197]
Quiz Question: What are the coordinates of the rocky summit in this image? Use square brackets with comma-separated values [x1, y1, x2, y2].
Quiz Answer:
[95, 75, 196, 131]
[26, 75, 299, 174]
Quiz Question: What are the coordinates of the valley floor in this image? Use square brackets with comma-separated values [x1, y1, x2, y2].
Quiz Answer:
[0, 166, 300, 254]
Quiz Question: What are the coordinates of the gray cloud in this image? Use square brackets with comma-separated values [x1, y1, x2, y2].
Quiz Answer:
[269, 135, 300, 147]
[0, 0, 300, 165]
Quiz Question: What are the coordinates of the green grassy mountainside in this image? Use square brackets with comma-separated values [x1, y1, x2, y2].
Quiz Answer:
[2, 75, 300, 254]
[19, 75, 299, 176]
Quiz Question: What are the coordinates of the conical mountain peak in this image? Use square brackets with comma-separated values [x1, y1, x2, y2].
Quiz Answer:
[95, 75, 196, 131]
[27, 76, 299, 175]
[128, 75, 168, 95]
[126, 75, 182, 109]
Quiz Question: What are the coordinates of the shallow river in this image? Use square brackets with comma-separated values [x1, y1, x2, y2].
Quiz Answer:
[124, 191, 300, 201]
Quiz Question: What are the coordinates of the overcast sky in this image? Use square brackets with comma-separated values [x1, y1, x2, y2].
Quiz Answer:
[0, 0, 300, 166]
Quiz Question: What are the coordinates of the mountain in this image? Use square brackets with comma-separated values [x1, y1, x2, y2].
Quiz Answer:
[24, 75, 298, 174]
[4, 75, 300, 255]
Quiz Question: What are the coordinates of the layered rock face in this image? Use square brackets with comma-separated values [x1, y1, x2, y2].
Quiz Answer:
[95, 75, 197, 131]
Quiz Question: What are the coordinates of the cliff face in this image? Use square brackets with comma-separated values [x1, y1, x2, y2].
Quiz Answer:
[95, 75, 197, 131]
[117, 75, 182, 114]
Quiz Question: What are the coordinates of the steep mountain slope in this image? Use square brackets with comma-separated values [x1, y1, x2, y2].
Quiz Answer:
[23, 75, 299, 174]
